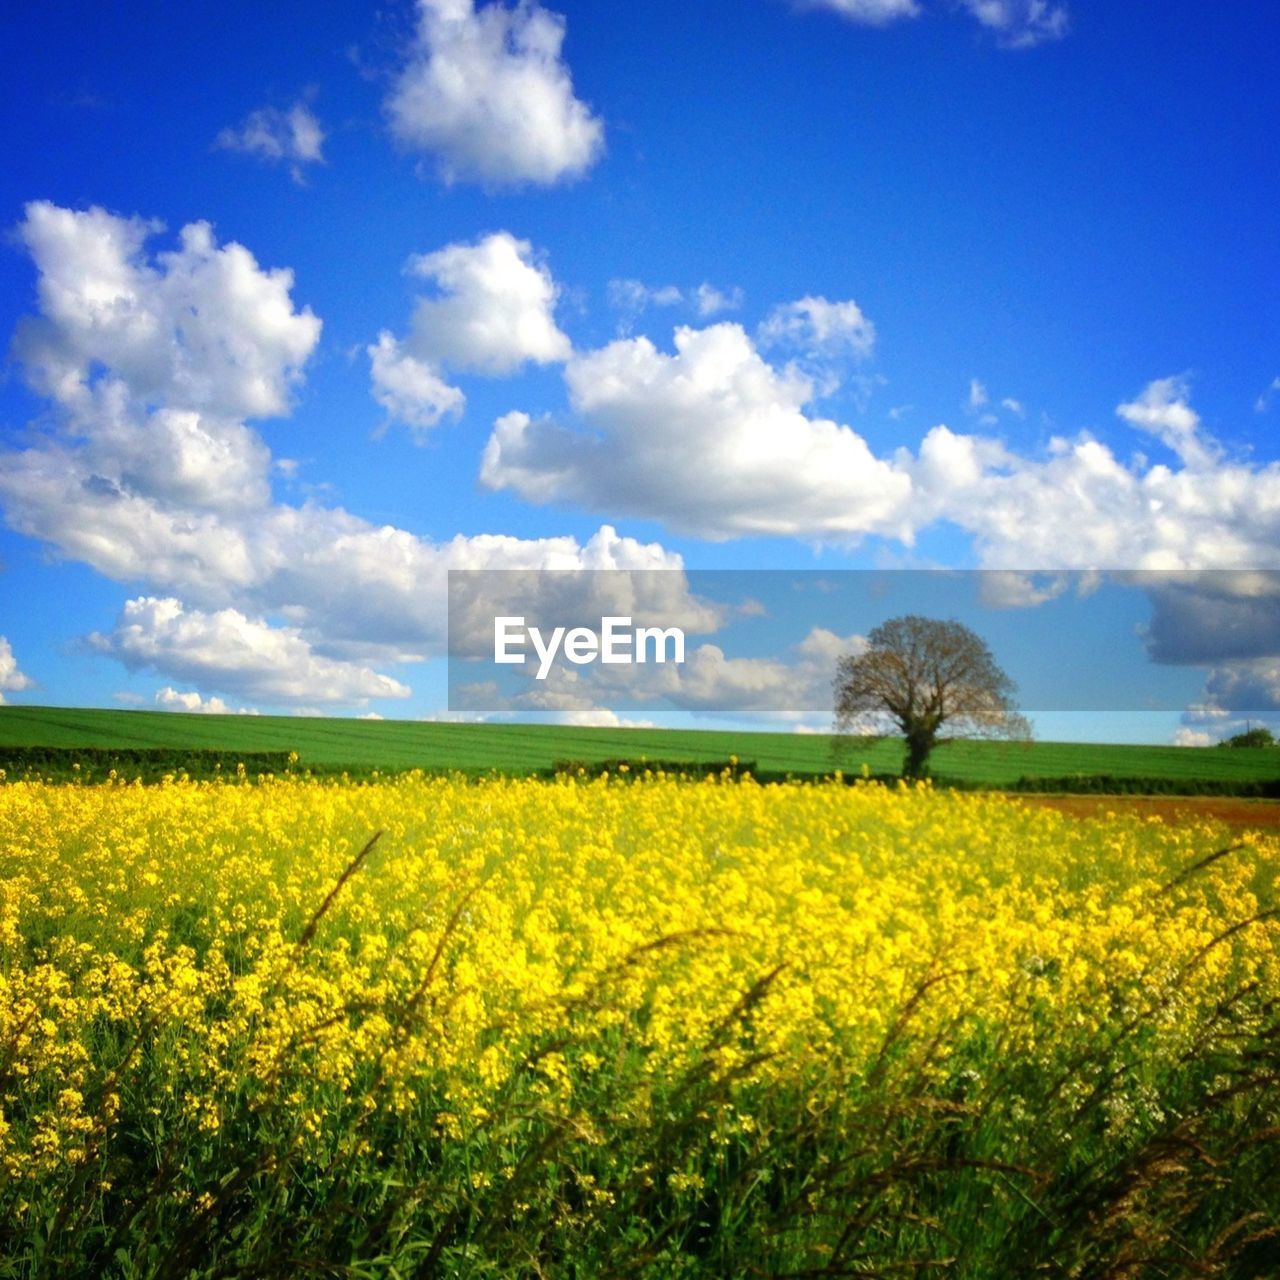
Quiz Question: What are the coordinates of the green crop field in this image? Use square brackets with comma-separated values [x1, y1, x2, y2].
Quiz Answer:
[2, 704, 1279, 788]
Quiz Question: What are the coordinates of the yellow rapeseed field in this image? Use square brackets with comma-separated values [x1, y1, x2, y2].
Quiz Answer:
[1, 771, 1278, 1277]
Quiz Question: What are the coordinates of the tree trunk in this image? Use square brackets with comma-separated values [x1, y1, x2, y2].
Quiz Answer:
[902, 727, 934, 779]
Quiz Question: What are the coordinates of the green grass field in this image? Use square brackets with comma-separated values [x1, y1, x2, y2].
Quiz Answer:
[3, 703, 1279, 787]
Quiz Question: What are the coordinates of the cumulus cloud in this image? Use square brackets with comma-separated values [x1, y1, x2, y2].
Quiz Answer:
[1171, 727, 1213, 747]
[1, 425, 693, 662]
[473, 624, 865, 720]
[664, 627, 865, 715]
[14, 202, 320, 421]
[0, 637, 34, 704]
[958, 0, 1069, 47]
[1191, 662, 1280, 718]
[386, 0, 604, 187]
[483, 316, 1280, 567]
[447, 567, 724, 660]
[795, 0, 922, 25]
[507, 669, 657, 727]
[1141, 574, 1280, 666]
[4, 203, 321, 521]
[91, 597, 410, 706]
[1116, 375, 1218, 469]
[368, 231, 569, 438]
[155, 686, 259, 715]
[759, 296, 875, 360]
[909, 416, 1280, 569]
[215, 101, 325, 183]
[1, 202, 698, 702]
[1109, 573, 1280, 738]
[367, 331, 466, 437]
[978, 571, 1073, 609]
[404, 232, 570, 374]
[482, 322, 912, 539]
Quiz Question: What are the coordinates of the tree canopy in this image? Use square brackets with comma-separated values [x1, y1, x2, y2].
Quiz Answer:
[1218, 727, 1275, 749]
[834, 615, 1029, 779]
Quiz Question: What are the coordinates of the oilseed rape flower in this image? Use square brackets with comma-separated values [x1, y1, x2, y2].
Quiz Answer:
[0, 772, 1276, 1276]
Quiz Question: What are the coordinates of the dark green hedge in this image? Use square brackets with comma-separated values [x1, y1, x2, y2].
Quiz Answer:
[1005, 773, 1280, 797]
[550, 757, 757, 779]
[0, 746, 296, 782]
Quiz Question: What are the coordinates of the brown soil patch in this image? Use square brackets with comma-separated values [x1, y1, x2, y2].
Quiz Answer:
[1009, 794, 1280, 830]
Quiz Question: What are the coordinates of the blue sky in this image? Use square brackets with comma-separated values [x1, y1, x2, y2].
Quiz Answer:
[1, 0, 1278, 739]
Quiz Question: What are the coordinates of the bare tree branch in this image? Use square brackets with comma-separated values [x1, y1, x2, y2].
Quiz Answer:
[833, 615, 1029, 778]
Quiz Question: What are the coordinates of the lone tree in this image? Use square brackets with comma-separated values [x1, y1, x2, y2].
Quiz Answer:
[834, 614, 1029, 779]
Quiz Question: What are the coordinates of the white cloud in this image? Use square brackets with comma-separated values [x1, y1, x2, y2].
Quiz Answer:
[366, 232, 566, 438]
[1178, 666, 1280, 747]
[607, 280, 742, 332]
[386, 0, 604, 187]
[795, 0, 922, 26]
[1, 202, 696, 695]
[489, 625, 865, 720]
[547, 707, 656, 728]
[968, 378, 988, 409]
[4, 201, 319, 541]
[608, 279, 684, 312]
[978, 571, 1072, 608]
[483, 314, 1280, 566]
[759, 296, 875, 360]
[0, 427, 694, 663]
[1194, 661, 1280, 718]
[216, 101, 325, 183]
[1171, 727, 1213, 747]
[959, 0, 1069, 48]
[1001, 397, 1025, 416]
[445, 614, 863, 722]
[1255, 376, 1280, 414]
[508, 670, 656, 727]
[796, 0, 1069, 45]
[481, 322, 911, 539]
[155, 686, 260, 715]
[92, 598, 411, 706]
[367, 331, 465, 438]
[694, 283, 744, 317]
[448, 564, 723, 661]
[15, 202, 321, 421]
[403, 232, 570, 374]
[672, 627, 865, 715]
[1116, 375, 1218, 469]
[909, 407, 1280, 569]
[0, 637, 34, 704]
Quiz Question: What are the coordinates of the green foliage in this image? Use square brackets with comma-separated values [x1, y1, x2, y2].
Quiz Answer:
[2, 705, 1280, 792]
[834, 614, 1028, 779]
[1008, 773, 1280, 797]
[4, 823, 1280, 1278]
[0, 746, 296, 783]
[551, 757, 756, 779]
[1219, 726, 1277, 749]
